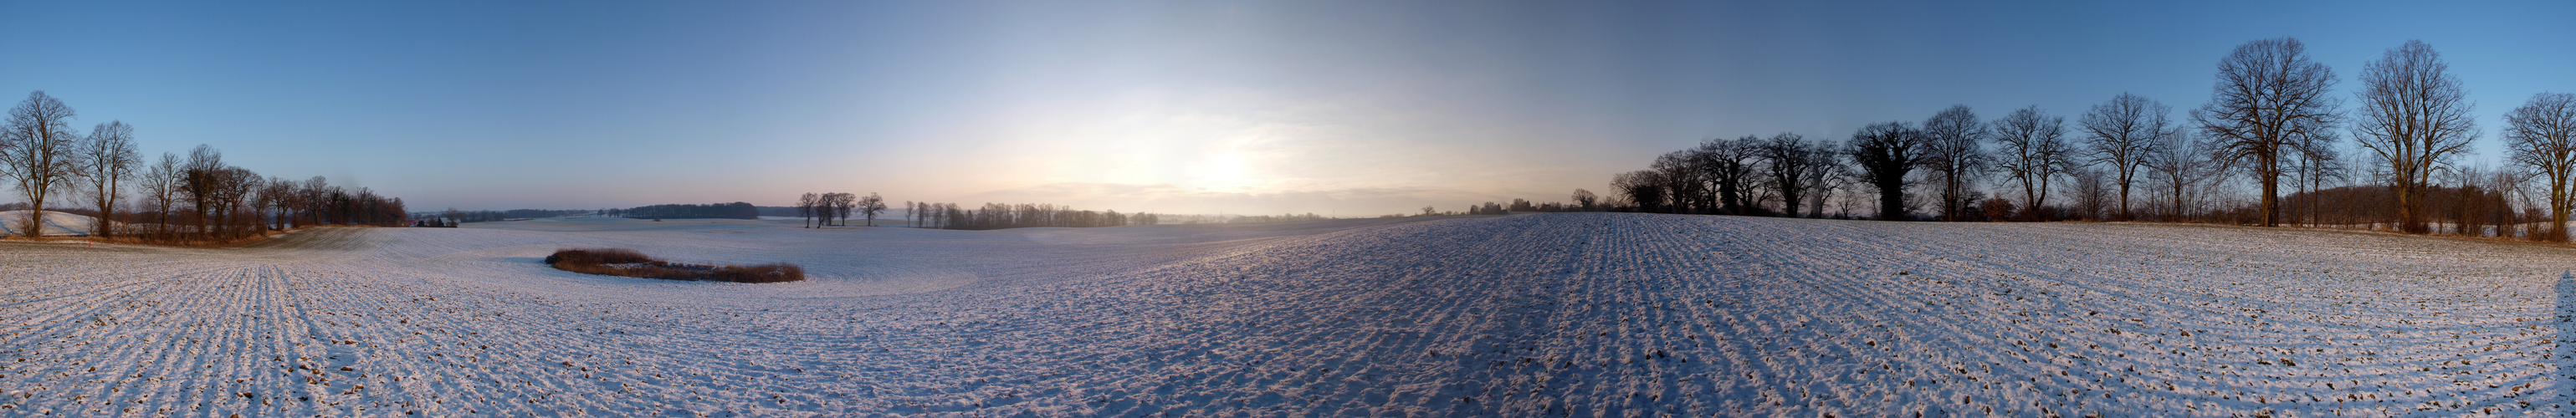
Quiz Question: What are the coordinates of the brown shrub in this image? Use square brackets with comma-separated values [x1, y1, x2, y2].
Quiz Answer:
[544, 248, 653, 265]
[543, 247, 806, 283]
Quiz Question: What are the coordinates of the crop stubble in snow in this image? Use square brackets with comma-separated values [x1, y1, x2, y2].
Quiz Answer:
[0, 213, 2571, 415]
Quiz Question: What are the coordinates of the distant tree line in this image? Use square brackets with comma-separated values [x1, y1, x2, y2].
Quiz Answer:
[794, 192, 886, 227]
[907, 201, 1158, 230]
[612, 202, 757, 220]
[1428, 196, 1605, 217]
[417, 208, 592, 225]
[1142, 212, 1327, 224]
[2, 90, 407, 243]
[1586, 38, 2576, 242]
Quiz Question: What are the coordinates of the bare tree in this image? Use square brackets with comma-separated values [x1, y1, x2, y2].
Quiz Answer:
[140, 153, 181, 238]
[2079, 93, 2172, 220]
[298, 176, 329, 227]
[2484, 167, 2529, 237]
[824, 192, 855, 227]
[2061, 167, 2102, 220]
[1991, 105, 2073, 220]
[2287, 135, 2347, 227]
[1802, 144, 1850, 218]
[1611, 170, 1669, 213]
[74, 120, 138, 237]
[797, 192, 819, 228]
[2353, 40, 2477, 234]
[1919, 105, 1989, 221]
[2505, 92, 2576, 240]
[1648, 150, 1706, 213]
[217, 166, 263, 237]
[261, 176, 295, 231]
[1755, 133, 1820, 217]
[2143, 130, 2212, 221]
[859, 192, 887, 227]
[1847, 121, 1925, 220]
[1698, 137, 1763, 215]
[2192, 38, 2340, 227]
[1570, 189, 1597, 211]
[178, 145, 227, 236]
[3, 91, 83, 237]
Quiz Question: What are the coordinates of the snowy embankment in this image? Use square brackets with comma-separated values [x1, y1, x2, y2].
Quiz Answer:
[0, 213, 2571, 415]
[0, 210, 96, 237]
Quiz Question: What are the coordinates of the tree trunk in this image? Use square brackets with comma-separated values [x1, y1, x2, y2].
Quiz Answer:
[2394, 184, 2419, 234]
[2116, 181, 2130, 222]
[1878, 182, 1906, 221]
[2557, 176, 2573, 242]
[2258, 153, 2279, 227]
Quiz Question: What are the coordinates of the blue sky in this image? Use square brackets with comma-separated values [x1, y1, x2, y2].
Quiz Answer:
[3, 1, 2569, 215]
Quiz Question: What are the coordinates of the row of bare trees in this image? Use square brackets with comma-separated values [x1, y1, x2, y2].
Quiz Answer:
[795, 192, 887, 227]
[1611, 132, 1851, 217]
[1600, 38, 2576, 241]
[2, 91, 407, 242]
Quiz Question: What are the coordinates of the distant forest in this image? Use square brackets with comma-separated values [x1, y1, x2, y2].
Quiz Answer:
[415, 200, 1326, 232]
[612, 202, 759, 220]
[906, 201, 1157, 230]
[425, 208, 592, 224]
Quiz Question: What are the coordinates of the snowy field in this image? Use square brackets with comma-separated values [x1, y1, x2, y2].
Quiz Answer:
[2, 213, 2573, 416]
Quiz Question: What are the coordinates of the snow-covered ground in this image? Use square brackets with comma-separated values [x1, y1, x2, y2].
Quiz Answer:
[1, 212, 2571, 415]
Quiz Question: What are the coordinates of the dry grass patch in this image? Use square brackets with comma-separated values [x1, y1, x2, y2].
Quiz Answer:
[543, 248, 806, 283]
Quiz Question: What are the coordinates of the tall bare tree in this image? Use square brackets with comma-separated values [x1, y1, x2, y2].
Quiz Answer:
[1992, 105, 2073, 219]
[74, 120, 139, 237]
[1755, 133, 1820, 217]
[1847, 121, 1925, 220]
[3, 91, 83, 237]
[2193, 38, 2340, 227]
[2353, 40, 2477, 234]
[1570, 189, 1597, 211]
[2504, 92, 2576, 240]
[1919, 105, 1989, 221]
[2079, 93, 2171, 220]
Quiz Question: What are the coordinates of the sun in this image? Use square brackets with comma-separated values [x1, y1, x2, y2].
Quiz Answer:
[1175, 150, 1252, 192]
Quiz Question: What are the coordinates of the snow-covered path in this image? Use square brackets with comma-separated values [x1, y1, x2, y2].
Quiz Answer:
[0, 213, 2570, 415]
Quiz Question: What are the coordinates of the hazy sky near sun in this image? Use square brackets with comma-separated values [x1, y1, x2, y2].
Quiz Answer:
[3, 1, 2570, 216]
